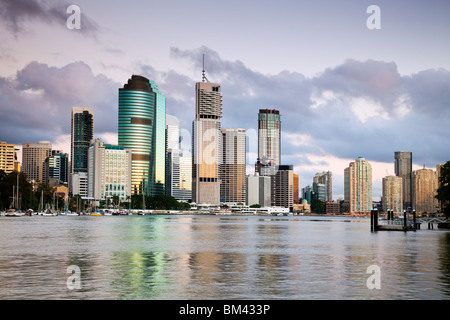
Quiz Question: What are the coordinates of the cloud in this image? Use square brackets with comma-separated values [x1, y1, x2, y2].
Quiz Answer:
[0, 0, 99, 36]
[1, 47, 449, 194]
[167, 47, 450, 172]
[0, 61, 119, 146]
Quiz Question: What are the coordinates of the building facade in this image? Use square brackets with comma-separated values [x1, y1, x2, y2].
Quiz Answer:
[412, 167, 438, 214]
[293, 173, 299, 204]
[313, 171, 333, 202]
[192, 77, 222, 205]
[22, 141, 52, 184]
[220, 128, 246, 203]
[382, 175, 403, 214]
[0, 141, 15, 174]
[118, 75, 166, 196]
[45, 151, 69, 185]
[257, 109, 281, 166]
[71, 106, 94, 196]
[344, 157, 372, 214]
[88, 138, 132, 204]
[166, 115, 192, 202]
[274, 165, 294, 208]
[394, 151, 413, 211]
[246, 173, 271, 207]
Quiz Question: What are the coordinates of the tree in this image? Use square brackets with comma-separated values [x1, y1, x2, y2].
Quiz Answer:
[436, 160, 450, 218]
[0, 171, 34, 210]
[311, 198, 325, 214]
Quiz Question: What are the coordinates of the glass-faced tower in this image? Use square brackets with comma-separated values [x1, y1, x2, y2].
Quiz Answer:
[118, 75, 166, 196]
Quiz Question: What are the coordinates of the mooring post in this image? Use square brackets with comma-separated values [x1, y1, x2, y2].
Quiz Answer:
[403, 210, 407, 229]
[370, 209, 373, 231]
[413, 210, 416, 229]
[374, 208, 378, 231]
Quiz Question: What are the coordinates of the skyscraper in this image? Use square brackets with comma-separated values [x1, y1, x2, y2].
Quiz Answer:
[45, 151, 69, 185]
[118, 75, 166, 196]
[246, 173, 271, 207]
[71, 106, 94, 196]
[192, 61, 222, 205]
[256, 108, 281, 206]
[220, 128, 246, 203]
[344, 157, 372, 214]
[313, 171, 333, 202]
[293, 173, 299, 204]
[0, 141, 15, 174]
[257, 109, 281, 166]
[22, 141, 52, 184]
[412, 166, 438, 214]
[166, 114, 192, 201]
[274, 165, 294, 208]
[394, 151, 412, 210]
[382, 175, 403, 214]
[88, 138, 132, 205]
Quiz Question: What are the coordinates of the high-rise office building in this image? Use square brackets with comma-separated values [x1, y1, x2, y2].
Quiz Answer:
[344, 157, 372, 214]
[22, 141, 52, 184]
[246, 173, 271, 207]
[382, 175, 403, 214]
[302, 185, 314, 204]
[45, 151, 69, 185]
[118, 75, 166, 196]
[0, 141, 15, 174]
[166, 114, 192, 201]
[313, 182, 327, 202]
[293, 173, 299, 204]
[71, 106, 94, 196]
[220, 128, 246, 203]
[257, 109, 281, 166]
[394, 151, 412, 210]
[412, 166, 438, 214]
[256, 108, 281, 206]
[192, 63, 222, 205]
[313, 171, 333, 202]
[88, 138, 132, 205]
[274, 165, 294, 208]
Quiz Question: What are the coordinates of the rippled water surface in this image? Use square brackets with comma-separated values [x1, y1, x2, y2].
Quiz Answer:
[0, 215, 449, 299]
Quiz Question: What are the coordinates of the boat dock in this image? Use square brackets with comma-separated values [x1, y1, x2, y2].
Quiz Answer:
[371, 209, 420, 232]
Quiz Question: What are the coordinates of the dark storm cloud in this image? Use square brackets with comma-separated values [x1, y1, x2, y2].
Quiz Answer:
[403, 68, 450, 118]
[0, 0, 99, 36]
[0, 61, 119, 144]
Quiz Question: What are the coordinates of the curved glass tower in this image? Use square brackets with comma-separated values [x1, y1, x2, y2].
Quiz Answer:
[118, 75, 165, 196]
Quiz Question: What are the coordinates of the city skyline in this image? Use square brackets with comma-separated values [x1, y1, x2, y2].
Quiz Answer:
[1, 0, 449, 200]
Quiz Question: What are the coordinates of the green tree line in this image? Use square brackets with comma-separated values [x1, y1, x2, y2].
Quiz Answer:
[0, 171, 64, 211]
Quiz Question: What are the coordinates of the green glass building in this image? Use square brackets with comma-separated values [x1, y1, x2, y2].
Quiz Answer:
[118, 75, 166, 196]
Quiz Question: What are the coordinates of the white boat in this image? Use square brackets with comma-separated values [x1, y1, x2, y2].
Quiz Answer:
[5, 209, 24, 217]
[42, 212, 57, 216]
[67, 212, 79, 216]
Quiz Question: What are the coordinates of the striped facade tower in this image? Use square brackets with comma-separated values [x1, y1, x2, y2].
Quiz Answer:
[118, 75, 166, 196]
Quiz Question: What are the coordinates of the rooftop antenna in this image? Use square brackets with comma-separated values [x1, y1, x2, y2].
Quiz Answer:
[202, 54, 209, 83]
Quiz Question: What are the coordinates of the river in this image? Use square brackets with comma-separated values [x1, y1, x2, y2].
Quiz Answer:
[0, 215, 449, 300]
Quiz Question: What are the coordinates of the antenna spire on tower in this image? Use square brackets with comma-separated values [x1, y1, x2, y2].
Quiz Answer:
[202, 54, 209, 83]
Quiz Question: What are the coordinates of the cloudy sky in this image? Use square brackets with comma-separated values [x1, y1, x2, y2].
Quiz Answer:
[0, 0, 449, 200]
